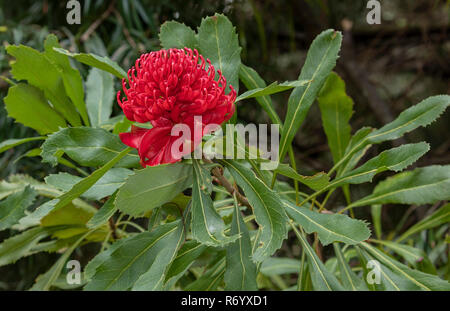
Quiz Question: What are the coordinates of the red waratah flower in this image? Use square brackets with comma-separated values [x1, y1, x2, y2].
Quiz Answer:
[117, 48, 236, 167]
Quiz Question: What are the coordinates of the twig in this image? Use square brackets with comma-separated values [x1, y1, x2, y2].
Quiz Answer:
[203, 158, 251, 209]
[80, 1, 116, 42]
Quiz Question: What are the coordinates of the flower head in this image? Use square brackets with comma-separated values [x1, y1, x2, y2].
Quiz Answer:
[118, 48, 236, 166]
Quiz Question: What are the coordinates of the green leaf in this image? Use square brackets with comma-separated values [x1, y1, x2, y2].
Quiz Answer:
[41, 127, 139, 168]
[197, 14, 241, 93]
[86, 68, 115, 127]
[236, 79, 310, 102]
[45, 168, 133, 201]
[46, 147, 132, 215]
[132, 222, 186, 291]
[159, 21, 198, 49]
[275, 163, 330, 191]
[397, 203, 450, 242]
[283, 200, 370, 245]
[85, 221, 183, 290]
[86, 193, 118, 228]
[4, 84, 67, 134]
[191, 160, 235, 246]
[361, 242, 450, 291]
[43, 34, 89, 126]
[260, 257, 301, 276]
[239, 64, 282, 124]
[292, 225, 344, 290]
[0, 136, 45, 154]
[31, 230, 92, 291]
[333, 142, 429, 188]
[53, 47, 127, 79]
[164, 241, 207, 290]
[334, 95, 450, 173]
[184, 255, 226, 291]
[350, 166, 450, 209]
[116, 162, 193, 216]
[0, 227, 50, 267]
[373, 240, 435, 272]
[279, 29, 342, 160]
[0, 186, 36, 230]
[337, 127, 374, 176]
[369, 95, 450, 144]
[7, 45, 81, 126]
[318, 72, 353, 164]
[223, 160, 288, 262]
[84, 235, 130, 281]
[371, 205, 383, 239]
[358, 247, 418, 291]
[333, 243, 368, 290]
[224, 197, 258, 290]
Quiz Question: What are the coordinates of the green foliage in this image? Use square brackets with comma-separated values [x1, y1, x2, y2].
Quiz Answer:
[115, 163, 193, 216]
[279, 29, 342, 160]
[85, 68, 115, 127]
[1, 14, 449, 292]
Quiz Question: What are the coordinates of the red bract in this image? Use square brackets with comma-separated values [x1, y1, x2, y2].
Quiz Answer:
[117, 48, 236, 166]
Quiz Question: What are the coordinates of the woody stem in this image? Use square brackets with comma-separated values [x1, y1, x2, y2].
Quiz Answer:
[202, 158, 251, 209]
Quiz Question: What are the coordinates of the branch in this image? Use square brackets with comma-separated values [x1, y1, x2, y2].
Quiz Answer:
[203, 158, 251, 209]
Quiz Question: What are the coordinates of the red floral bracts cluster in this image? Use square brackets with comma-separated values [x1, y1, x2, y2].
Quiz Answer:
[117, 48, 236, 166]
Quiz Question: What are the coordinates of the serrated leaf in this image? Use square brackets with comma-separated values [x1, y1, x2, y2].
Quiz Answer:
[318, 72, 353, 164]
[53, 47, 127, 79]
[275, 163, 330, 191]
[45, 168, 133, 201]
[333, 243, 368, 290]
[44, 34, 89, 126]
[31, 230, 92, 291]
[361, 242, 450, 291]
[397, 203, 450, 242]
[43, 147, 132, 216]
[236, 79, 310, 102]
[116, 162, 192, 216]
[4, 84, 67, 134]
[7, 45, 81, 126]
[350, 166, 450, 209]
[184, 255, 226, 291]
[224, 160, 288, 262]
[132, 222, 185, 291]
[0, 137, 45, 155]
[373, 240, 435, 273]
[239, 64, 282, 124]
[358, 247, 418, 291]
[224, 197, 258, 290]
[260, 257, 301, 276]
[86, 68, 114, 127]
[85, 221, 182, 290]
[279, 29, 342, 160]
[86, 193, 118, 228]
[41, 127, 139, 168]
[371, 204, 382, 239]
[197, 14, 241, 93]
[0, 186, 36, 230]
[293, 226, 344, 291]
[335, 95, 450, 173]
[164, 241, 207, 290]
[0, 227, 50, 267]
[283, 200, 370, 245]
[191, 160, 236, 246]
[159, 21, 198, 49]
[333, 142, 429, 188]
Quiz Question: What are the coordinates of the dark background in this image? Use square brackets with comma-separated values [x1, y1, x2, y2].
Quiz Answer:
[0, 0, 449, 290]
